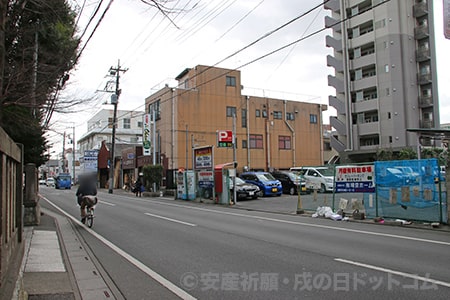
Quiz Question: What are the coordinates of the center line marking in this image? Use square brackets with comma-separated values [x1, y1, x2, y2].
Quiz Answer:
[335, 258, 450, 288]
[144, 213, 197, 227]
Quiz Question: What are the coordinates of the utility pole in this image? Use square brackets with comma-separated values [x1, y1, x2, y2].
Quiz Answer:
[105, 60, 127, 194]
[62, 131, 66, 173]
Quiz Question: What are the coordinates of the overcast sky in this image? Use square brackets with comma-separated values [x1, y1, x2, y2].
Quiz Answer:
[48, 0, 450, 156]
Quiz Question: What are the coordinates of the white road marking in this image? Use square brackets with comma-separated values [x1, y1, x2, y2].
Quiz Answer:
[145, 212, 197, 227]
[98, 200, 116, 206]
[42, 196, 197, 300]
[335, 258, 450, 288]
[148, 200, 450, 246]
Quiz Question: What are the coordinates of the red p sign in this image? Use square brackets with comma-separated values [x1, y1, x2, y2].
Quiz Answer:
[218, 130, 233, 142]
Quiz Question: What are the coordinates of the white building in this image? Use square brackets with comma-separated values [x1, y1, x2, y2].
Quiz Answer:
[78, 109, 144, 154]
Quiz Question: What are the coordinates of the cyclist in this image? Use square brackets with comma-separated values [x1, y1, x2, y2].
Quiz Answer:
[76, 174, 98, 223]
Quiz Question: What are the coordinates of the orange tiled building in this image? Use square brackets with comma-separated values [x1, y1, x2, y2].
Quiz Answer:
[144, 65, 326, 179]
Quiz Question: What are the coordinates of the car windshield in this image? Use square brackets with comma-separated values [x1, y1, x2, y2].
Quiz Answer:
[235, 177, 246, 184]
[256, 173, 276, 181]
[316, 168, 334, 176]
[287, 172, 302, 181]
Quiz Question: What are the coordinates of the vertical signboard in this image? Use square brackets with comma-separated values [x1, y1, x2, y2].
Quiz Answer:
[445, 0, 450, 39]
[83, 150, 99, 173]
[194, 146, 213, 169]
[143, 114, 151, 156]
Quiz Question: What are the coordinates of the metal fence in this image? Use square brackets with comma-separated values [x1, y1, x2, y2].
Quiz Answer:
[321, 159, 447, 224]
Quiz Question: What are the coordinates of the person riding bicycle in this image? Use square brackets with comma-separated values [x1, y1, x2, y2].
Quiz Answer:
[76, 174, 98, 224]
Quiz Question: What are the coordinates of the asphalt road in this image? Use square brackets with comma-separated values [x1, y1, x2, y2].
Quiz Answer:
[39, 186, 450, 299]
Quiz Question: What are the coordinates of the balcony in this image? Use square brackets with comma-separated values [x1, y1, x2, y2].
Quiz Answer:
[330, 135, 346, 153]
[413, 2, 428, 18]
[328, 75, 345, 93]
[419, 95, 433, 107]
[416, 48, 431, 62]
[325, 16, 341, 32]
[324, 0, 340, 12]
[354, 121, 379, 136]
[327, 55, 344, 72]
[418, 73, 432, 84]
[330, 116, 346, 135]
[329, 95, 345, 115]
[414, 25, 429, 39]
[326, 35, 342, 52]
[420, 120, 434, 128]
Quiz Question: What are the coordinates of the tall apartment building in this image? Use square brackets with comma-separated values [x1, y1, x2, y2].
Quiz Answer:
[325, 0, 440, 163]
[145, 65, 326, 177]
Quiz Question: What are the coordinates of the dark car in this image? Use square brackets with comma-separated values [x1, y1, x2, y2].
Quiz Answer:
[230, 177, 262, 200]
[240, 172, 282, 196]
[271, 171, 309, 195]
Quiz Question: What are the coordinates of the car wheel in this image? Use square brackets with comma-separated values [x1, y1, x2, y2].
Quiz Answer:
[319, 184, 326, 193]
[289, 187, 296, 195]
[252, 196, 258, 199]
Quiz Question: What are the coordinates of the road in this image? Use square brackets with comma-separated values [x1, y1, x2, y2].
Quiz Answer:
[39, 186, 450, 299]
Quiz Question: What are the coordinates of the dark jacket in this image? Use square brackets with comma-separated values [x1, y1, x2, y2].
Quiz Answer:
[76, 178, 97, 204]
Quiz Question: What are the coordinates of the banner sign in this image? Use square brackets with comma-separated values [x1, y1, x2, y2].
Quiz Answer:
[143, 114, 151, 156]
[198, 171, 214, 188]
[194, 146, 213, 169]
[335, 165, 375, 193]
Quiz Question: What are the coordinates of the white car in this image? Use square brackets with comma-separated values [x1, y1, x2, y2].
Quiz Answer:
[290, 166, 335, 193]
[46, 178, 55, 187]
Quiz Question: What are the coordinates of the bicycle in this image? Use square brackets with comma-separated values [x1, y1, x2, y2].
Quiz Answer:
[86, 205, 95, 228]
[81, 195, 97, 228]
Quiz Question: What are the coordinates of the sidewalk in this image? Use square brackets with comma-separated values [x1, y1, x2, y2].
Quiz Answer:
[13, 207, 121, 300]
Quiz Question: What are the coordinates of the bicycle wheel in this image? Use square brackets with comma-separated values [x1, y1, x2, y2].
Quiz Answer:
[86, 208, 94, 228]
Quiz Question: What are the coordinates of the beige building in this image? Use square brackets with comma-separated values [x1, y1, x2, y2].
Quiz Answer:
[145, 65, 327, 178]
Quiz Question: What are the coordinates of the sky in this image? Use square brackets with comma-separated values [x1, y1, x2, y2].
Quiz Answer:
[47, 0, 450, 158]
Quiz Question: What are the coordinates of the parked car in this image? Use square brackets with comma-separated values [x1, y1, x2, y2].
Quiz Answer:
[39, 178, 46, 185]
[393, 166, 420, 184]
[240, 172, 282, 196]
[376, 167, 411, 187]
[46, 178, 55, 187]
[230, 177, 262, 200]
[271, 171, 309, 195]
[290, 166, 335, 193]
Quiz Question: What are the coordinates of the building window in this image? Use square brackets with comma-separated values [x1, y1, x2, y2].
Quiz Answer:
[242, 140, 247, 148]
[389, 136, 393, 143]
[256, 109, 261, 117]
[226, 76, 236, 87]
[123, 118, 131, 129]
[273, 111, 282, 119]
[137, 121, 143, 128]
[310, 114, 318, 124]
[286, 112, 295, 120]
[279, 136, 291, 150]
[241, 109, 247, 128]
[226, 106, 236, 117]
[249, 134, 263, 149]
[108, 117, 113, 128]
[262, 109, 268, 118]
[149, 100, 161, 120]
